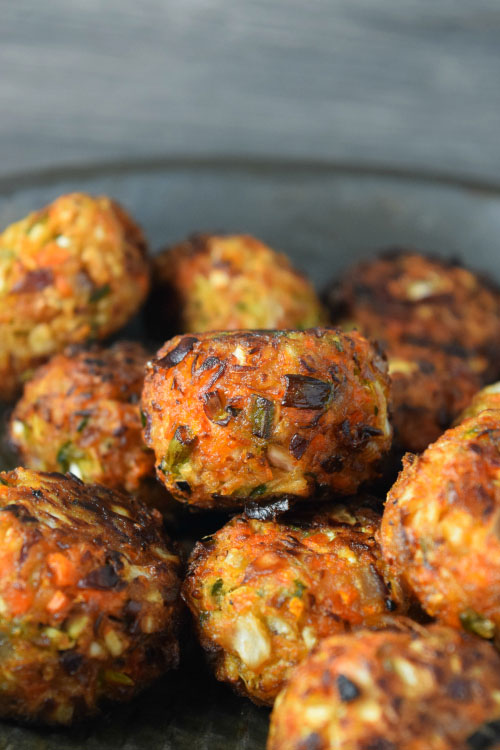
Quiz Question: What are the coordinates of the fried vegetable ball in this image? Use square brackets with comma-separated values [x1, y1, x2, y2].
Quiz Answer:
[148, 234, 326, 335]
[9, 342, 154, 495]
[325, 249, 500, 452]
[183, 500, 407, 705]
[325, 249, 500, 377]
[381, 410, 500, 644]
[0, 468, 181, 725]
[142, 328, 392, 508]
[268, 625, 500, 750]
[456, 381, 500, 424]
[0, 193, 150, 401]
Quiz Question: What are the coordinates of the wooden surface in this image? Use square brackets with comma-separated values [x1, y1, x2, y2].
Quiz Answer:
[2, 0, 500, 181]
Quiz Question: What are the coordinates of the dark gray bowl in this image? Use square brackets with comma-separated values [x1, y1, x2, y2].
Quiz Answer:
[1, 157, 500, 750]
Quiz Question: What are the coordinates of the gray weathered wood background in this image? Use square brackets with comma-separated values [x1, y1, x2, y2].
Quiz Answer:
[1, 0, 500, 181]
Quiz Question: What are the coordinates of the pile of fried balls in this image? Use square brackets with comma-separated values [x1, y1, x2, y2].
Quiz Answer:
[1, 192, 500, 749]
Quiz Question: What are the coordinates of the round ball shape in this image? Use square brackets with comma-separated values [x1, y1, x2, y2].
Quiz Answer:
[0, 468, 181, 724]
[142, 328, 392, 508]
[268, 624, 500, 750]
[0, 193, 150, 401]
[381, 410, 500, 643]
[148, 234, 326, 335]
[10, 342, 154, 494]
[183, 500, 407, 705]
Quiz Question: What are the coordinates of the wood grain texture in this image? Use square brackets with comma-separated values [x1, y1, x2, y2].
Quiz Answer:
[1, 0, 500, 180]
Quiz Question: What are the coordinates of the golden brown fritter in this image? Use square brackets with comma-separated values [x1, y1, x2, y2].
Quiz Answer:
[455, 381, 500, 424]
[9, 342, 154, 495]
[147, 234, 326, 336]
[381, 410, 500, 643]
[142, 328, 392, 508]
[325, 249, 500, 377]
[325, 249, 500, 452]
[0, 193, 150, 401]
[0, 468, 181, 725]
[182, 500, 407, 705]
[268, 625, 500, 750]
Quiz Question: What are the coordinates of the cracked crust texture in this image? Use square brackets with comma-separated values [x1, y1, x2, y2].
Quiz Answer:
[268, 625, 500, 750]
[147, 234, 326, 336]
[0, 193, 150, 401]
[324, 249, 500, 452]
[0, 468, 181, 724]
[182, 500, 407, 705]
[141, 328, 392, 508]
[380, 410, 500, 644]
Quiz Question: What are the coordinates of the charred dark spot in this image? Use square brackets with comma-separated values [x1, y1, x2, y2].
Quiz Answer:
[79, 564, 122, 590]
[289, 433, 309, 460]
[466, 719, 500, 749]
[175, 481, 192, 495]
[0, 504, 38, 523]
[203, 391, 232, 426]
[59, 650, 83, 676]
[297, 733, 324, 750]
[282, 375, 332, 410]
[336, 674, 360, 702]
[157, 337, 199, 368]
[362, 740, 396, 750]
[321, 455, 344, 473]
[106, 550, 124, 571]
[32, 489, 43, 499]
[244, 497, 290, 521]
[11, 268, 54, 294]
[174, 425, 197, 446]
[447, 677, 472, 701]
[418, 359, 435, 374]
[385, 598, 397, 612]
[195, 356, 221, 374]
[299, 357, 317, 374]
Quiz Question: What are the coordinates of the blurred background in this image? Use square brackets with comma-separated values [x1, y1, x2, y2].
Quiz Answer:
[2, 0, 500, 183]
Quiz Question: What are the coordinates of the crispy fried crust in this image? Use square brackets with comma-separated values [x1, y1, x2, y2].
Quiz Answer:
[267, 625, 500, 750]
[10, 342, 155, 494]
[455, 381, 500, 424]
[148, 234, 326, 335]
[0, 193, 150, 401]
[182, 501, 407, 705]
[142, 328, 392, 508]
[0, 468, 181, 724]
[325, 249, 500, 451]
[381, 410, 500, 642]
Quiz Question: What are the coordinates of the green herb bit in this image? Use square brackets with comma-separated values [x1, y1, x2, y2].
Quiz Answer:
[250, 396, 275, 439]
[331, 335, 344, 352]
[160, 427, 195, 476]
[249, 484, 268, 498]
[459, 609, 495, 639]
[57, 442, 74, 473]
[211, 579, 224, 597]
[140, 410, 147, 428]
[89, 283, 111, 303]
[76, 416, 90, 433]
[293, 579, 307, 598]
[102, 670, 134, 686]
